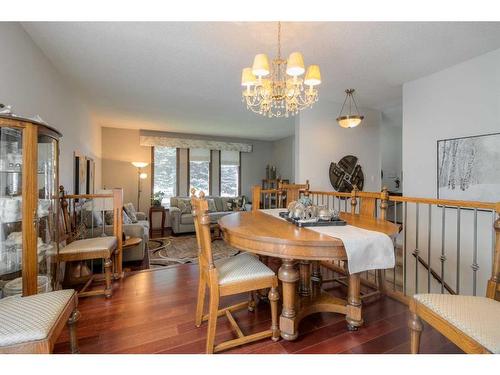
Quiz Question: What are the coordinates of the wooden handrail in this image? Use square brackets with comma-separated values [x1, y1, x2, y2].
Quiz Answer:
[64, 193, 114, 199]
[308, 189, 497, 211]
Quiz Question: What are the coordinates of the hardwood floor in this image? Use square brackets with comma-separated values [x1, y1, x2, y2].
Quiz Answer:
[54, 261, 463, 354]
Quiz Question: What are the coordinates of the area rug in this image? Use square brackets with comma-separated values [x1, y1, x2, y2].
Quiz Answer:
[148, 235, 240, 269]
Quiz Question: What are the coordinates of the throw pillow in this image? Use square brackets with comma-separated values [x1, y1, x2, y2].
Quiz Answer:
[104, 209, 132, 225]
[123, 202, 138, 223]
[207, 198, 217, 212]
[82, 209, 103, 228]
[178, 199, 192, 214]
[122, 210, 133, 224]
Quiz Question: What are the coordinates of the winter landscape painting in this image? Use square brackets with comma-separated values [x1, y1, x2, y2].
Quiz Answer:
[437, 133, 500, 201]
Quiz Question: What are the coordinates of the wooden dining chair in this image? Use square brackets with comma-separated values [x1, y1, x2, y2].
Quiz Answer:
[0, 289, 80, 354]
[57, 186, 123, 298]
[278, 179, 310, 206]
[409, 211, 500, 354]
[321, 187, 391, 299]
[191, 189, 280, 354]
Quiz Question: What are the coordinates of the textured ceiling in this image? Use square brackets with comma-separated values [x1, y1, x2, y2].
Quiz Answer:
[22, 22, 500, 140]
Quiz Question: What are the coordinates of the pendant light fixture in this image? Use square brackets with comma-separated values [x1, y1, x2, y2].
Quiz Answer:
[337, 89, 364, 128]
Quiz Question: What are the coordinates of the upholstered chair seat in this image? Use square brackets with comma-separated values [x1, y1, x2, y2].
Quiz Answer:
[215, 253, 275, 286]
[58, 237, 117, 261]
[0, 289, 77, 350]
[414, 294, 500, 353]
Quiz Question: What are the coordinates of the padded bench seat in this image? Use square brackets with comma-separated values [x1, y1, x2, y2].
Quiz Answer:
[0, 289, 79, 353]
[414, 293, 500, 354]
[58, 236, 117, 261]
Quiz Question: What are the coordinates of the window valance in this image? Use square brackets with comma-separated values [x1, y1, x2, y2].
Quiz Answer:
[140, 135, 253, 153]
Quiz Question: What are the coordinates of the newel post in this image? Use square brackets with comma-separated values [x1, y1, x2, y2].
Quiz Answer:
[252, 185, 261, 211]
[487, 202, 500, 299]
[380, 186, 389, 221]
[351, 187, 358, 215]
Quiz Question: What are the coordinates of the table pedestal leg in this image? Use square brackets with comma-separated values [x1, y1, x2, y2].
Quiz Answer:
[278, 258, 299, 340]
[299, 261, 311, 296]
[311, 261, 322, 294]
[346, 272, 363, 330]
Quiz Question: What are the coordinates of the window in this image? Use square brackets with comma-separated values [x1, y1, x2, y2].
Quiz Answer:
[189, 148, 210, 195]
[220, 150, 240, 197]
[153, 146, 177, 206]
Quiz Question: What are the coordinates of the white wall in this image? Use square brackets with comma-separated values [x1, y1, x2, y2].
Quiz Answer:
[272, 136, 295, 182]
[402, 48, 500, 296]
[295, 99, 382, 191]
[0, 23, 101, 191]
[380, 104, 402, 192]
[403, 48, 500, 199]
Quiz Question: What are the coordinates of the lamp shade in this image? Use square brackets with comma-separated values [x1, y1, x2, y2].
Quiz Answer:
[336, 115, 364, 129]
[139, 172, 148, 180]
[304, 65, 321, 86]
[252, 54, 270, 77]
[241, 67, 256, 87]
[286, 52, 305, 76]
[131, 161, 148, 168]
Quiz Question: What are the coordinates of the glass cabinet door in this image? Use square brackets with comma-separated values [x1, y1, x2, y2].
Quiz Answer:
[0, 123, 60, 298]
[0, 127, 24, 297]
[37, 133, 58, 294]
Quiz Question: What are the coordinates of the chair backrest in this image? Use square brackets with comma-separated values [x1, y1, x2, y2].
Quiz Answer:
[350, 186, 389, 220]
[278, 180, 310, 206]
[487, 204, 500, 301]
[191, 189, 215, 278]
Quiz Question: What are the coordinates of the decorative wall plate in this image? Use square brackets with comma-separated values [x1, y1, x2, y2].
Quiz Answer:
[329, 155, 364, 192]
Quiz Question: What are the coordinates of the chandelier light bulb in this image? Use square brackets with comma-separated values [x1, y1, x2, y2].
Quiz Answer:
[286, 52, 305, 76]
[252, 53, 270, 77]
[304, 65, 321, 86]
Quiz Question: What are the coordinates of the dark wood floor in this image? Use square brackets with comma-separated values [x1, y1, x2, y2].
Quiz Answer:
[54, 261, 463, 354]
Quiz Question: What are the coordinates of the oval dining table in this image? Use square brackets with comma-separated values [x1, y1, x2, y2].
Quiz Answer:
[218, 210, 400, 341]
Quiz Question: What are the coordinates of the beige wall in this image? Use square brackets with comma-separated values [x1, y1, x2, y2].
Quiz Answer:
[101, 128, 152, 212]
[102, 127, 280, 227]
[0, 23, 101, 191]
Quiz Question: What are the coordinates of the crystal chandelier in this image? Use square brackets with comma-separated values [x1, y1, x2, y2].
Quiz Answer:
[241, 22, 321, 118]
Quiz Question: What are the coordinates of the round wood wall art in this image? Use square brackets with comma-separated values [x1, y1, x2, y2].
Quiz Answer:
[329, 155, 364, 192]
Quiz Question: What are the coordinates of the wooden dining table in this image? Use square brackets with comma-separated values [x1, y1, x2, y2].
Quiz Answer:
[218, 210, 400, 341]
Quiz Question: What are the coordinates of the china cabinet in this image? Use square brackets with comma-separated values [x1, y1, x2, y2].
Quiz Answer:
[0, 115, 61, 297]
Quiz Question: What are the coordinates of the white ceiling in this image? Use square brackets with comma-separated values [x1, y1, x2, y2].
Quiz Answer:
[22, 22, 500, 141]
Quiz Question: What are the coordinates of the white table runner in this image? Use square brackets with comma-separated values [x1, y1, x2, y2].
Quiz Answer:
[262, 209, 395, 274]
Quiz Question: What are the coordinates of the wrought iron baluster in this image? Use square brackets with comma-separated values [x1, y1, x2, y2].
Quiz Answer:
[393, 200, 397, 291]
[440, 204, 446, 294]
[456, 207, 461, 294]
[415, 202, 420, 294]
[472, 208, 478, 296]
[427, 204, 432, 293]
[403, 201, 407, 296]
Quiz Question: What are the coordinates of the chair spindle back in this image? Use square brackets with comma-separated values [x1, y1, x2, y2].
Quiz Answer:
[191, 189, 215, 274]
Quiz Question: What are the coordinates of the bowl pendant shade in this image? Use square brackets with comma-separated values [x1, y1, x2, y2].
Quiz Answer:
[337, 116, 364, 128]
[252, 54, 270, 77]
[304, 65, 321, 86]
[286, 52, 305, 76]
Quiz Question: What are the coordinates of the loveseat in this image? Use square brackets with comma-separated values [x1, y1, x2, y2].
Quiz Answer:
[170, 196, 245, 234]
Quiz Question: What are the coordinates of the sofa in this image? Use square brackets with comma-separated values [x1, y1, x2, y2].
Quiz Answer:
[170, 196, 246, 234]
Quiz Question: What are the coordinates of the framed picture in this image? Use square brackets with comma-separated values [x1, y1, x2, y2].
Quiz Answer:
[437, 132, 500, 202]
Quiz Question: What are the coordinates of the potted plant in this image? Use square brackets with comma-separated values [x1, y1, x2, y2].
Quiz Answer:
[151, 191, 165, 207]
